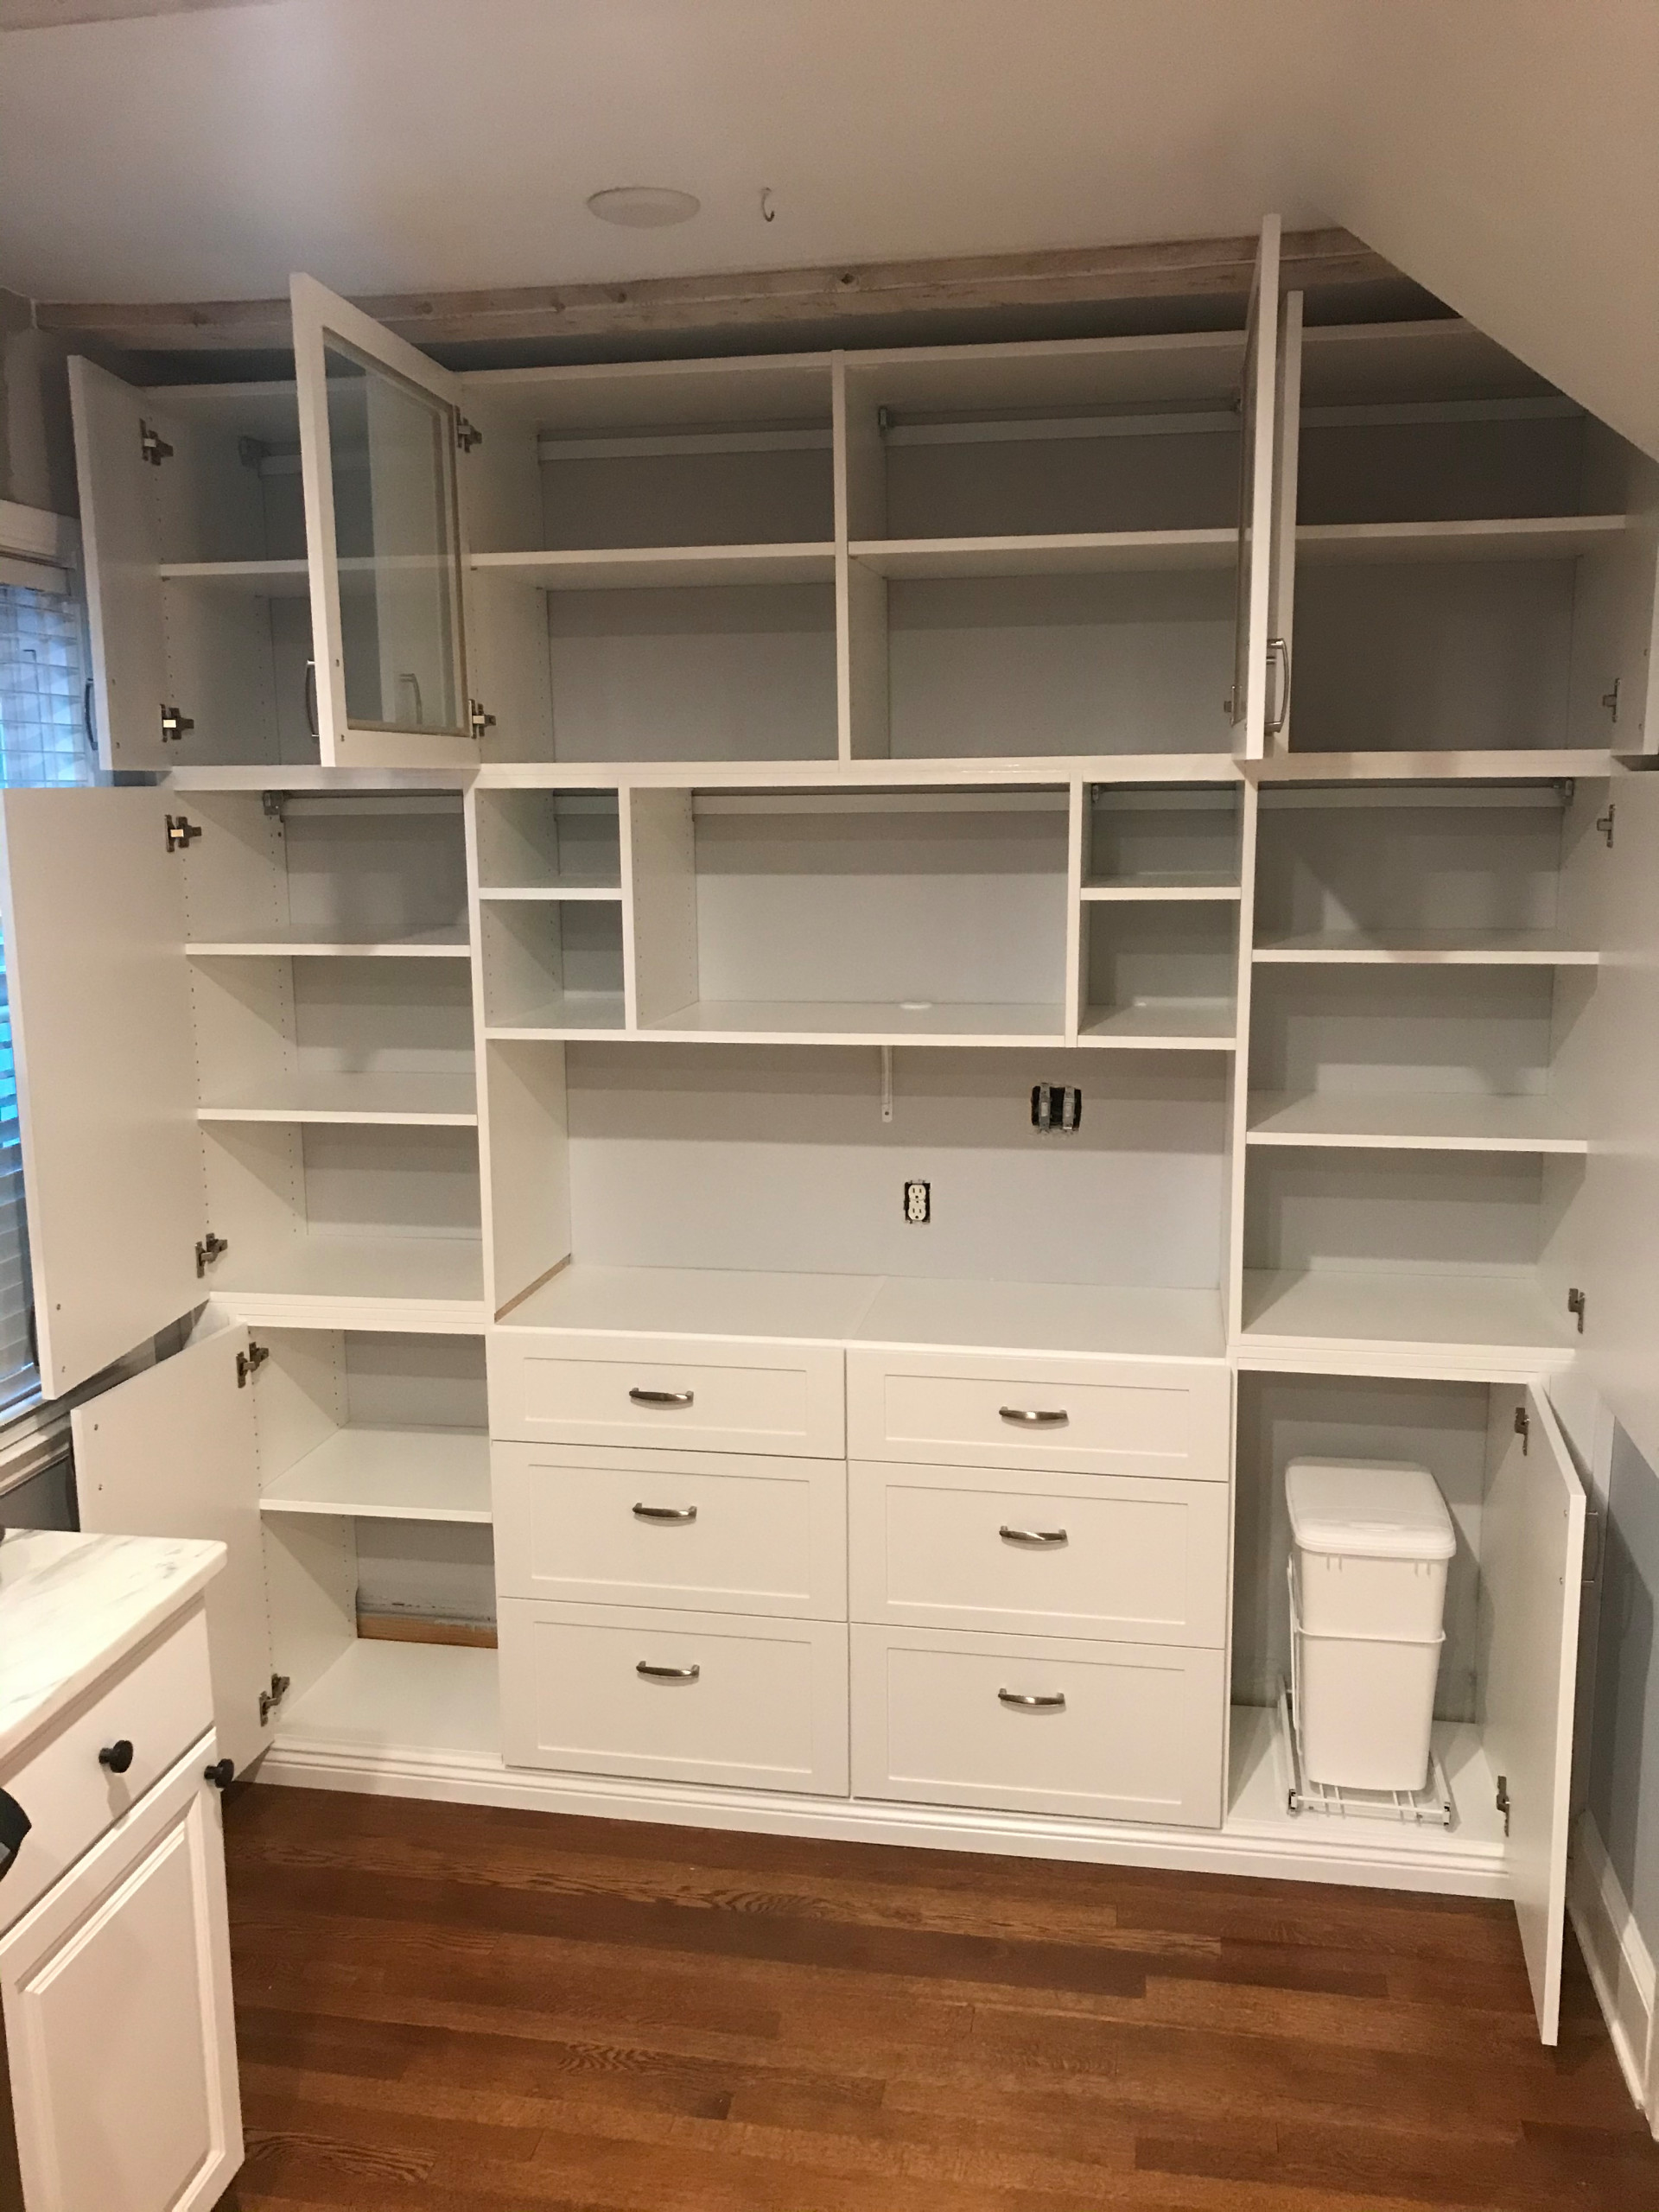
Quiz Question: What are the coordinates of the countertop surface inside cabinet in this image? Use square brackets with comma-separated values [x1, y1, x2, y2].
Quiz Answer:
[0, 1529, 224, 1764]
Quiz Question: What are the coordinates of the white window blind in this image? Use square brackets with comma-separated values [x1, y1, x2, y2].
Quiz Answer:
[0, 578, 98, 1411]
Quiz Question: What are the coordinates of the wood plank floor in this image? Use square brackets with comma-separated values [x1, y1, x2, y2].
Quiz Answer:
[219, 1783, 1659, 2211]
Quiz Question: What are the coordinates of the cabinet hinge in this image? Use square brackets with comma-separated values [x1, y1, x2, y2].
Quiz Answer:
[876, 405, 894, 435]
[1514, 1404, 1530, 1453]
[236, 1340, 270, 1389]
[194, 1231, 228, 1278]
[160, 703, 195, 744]
[164, 812, 202, 854]
[1597, 804, 1616, 849]
[1568, 1287, 1586, 1334]
[261, 790, 284, 821]
[1603, 677, 1621, 722]
[468, 698, 496, 741]
[258, 1671, 291, 1726]
[237, 435, 267, 472]
[1496, 1774, 1511, 1838]
[139, 419, 174, 467]
[455, 416, 482, 453]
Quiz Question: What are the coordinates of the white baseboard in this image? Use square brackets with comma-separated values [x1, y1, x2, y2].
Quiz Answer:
[257, 1734, 1511, 1898]
[1569, 1811, 1658, 2127]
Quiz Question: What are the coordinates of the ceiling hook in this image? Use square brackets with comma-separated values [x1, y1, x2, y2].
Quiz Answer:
[760, 186, 776, 223]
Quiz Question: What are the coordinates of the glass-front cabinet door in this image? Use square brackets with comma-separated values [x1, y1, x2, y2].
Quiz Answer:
[292, 275, 477, 766]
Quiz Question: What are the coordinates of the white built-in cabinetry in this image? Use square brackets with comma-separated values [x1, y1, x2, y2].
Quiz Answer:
[12, 222, 1656, 2049]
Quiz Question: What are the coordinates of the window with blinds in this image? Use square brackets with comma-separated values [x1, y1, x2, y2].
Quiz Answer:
[0, 581, 98, 1410]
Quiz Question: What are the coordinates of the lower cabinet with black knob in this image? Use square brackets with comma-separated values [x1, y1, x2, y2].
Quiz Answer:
[0, 1530, 241, 2211]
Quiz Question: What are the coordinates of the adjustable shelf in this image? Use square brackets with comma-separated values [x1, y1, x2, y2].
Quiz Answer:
[639, 998, 1067, 1046]
[1294, 515, 1632, 564]
[156, 559, 312, 594]
[472, 543, 835, 588]
[1237, 1267, 1577, 1370]
[210, 1232, 486, 1331]
[849, 529, 1234, 580]
[1245, 1092, 1587, 1154]
[196, 1072, 480, 1127]
[259, 1427, 492, 1523]
[1077, 1000, 1237, 1048]
[186, 928, 472, 957]
[1252, 929, 1599, 966]
[1081, 878, 1241, 902]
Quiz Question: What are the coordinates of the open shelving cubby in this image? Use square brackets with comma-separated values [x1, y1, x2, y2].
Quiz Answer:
[460, 357, 840, 764]
[71, 366, 320, 770]
[1238, 779, 1605, 1362]
[839, 335, 1247, 760]
[1280, 317, 1659, 757]
[1076, 782, 1242, 1047]
[181, 791, 486, 1320]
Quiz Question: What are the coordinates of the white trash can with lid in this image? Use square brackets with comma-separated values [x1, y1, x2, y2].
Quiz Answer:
[1287, 1459, 1456, 1794]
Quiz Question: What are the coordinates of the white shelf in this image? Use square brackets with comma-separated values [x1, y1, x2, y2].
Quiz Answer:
[197, 1071, 478, 1127]
[1238, 1267, 1576, 1370]
[213, 1233, 486, 1330]
[1253, 929, 1598, 967]
[850, 1276, 1226, 1361]
[1081, 876, 1241, 902]
[485, 989, 627, 1038]
[157, 559, 311, 595]
[500, 1263, 883, 1343]
[1246, 1091, 1588, 1154]
[260, 1427, 492, 1522]
[276, 1638, 499, 1761]
[640, 999, 1067, 1046]
[1294, 514, 1631, 565]
[187, 927, 471, 959]
[849, 530, 1235, 580]
[1077, 1000, 1236, 1048]
[477, 886, 622, 904]
[469, 543, 835, 588]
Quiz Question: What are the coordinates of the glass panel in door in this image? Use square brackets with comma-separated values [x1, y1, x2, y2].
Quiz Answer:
[324, 337, 465, 736]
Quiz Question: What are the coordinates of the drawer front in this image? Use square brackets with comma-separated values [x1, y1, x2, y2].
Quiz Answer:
[0, 1606, 214, 1934]
[499, 1599, 849, 1795]
[849, 1461, 1229, 1644]
[493, 1443, 847, 1619]
[489, 1331, 845, 1458]
[851, 1624, 1224, 1827]
[847, 1349, 1230, 1478]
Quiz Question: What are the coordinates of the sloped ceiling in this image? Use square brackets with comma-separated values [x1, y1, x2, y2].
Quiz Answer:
[0, 0, 1654, 451]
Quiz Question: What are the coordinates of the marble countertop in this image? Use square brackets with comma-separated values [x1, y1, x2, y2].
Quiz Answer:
[0, 1529, 225, 1767]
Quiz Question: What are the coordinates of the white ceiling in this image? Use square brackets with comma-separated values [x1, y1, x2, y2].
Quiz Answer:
[1, 0, 1655, 454]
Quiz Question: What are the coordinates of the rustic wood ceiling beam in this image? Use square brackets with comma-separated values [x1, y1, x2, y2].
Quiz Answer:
[34, 227, 1397, 356]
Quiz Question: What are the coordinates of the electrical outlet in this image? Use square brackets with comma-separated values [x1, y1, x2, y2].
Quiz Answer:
[903, 1179, 931, 1224]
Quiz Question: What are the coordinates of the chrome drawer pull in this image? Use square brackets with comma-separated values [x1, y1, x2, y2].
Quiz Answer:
[632, 1503, 697, 1523]
[998, 1524, 1068, 1547]
[998, 1688, 1066, 1711]
[998, 1406, 1068, 1427]
[636, 1661, 700, 1682]
[629, 1387, 695, 1407]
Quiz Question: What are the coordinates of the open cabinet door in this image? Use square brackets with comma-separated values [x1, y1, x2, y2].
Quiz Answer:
[291, 273, 479, 768]
[1229, 216, 1282, 760]
[0, 788, 205, 1397]
[66, 359, 166, 771]
[1263, 289, 1302, 754]
[73, 1319, 275, 1774]
[1483, 1380, 1587, 2044]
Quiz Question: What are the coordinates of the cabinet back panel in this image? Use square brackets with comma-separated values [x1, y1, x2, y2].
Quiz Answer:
[292, 961, 476, 1074]
[539, 448, 833, 550]
[1234, 1371, 1492, 1721]
[887, 574, 1234, 757]
[567, 1044, 1224, 1287]
[1087, 789, 1240, 882]
[300, 1125, 482, 1237]
[886, 426, 1238, 538]
[1290, 563, 1576, 753]
[279, 808, 468, 939]
[548, 585, 837, 761]
[150, 392, 302, 563]
[474, 791, 620, 889]
[1255, 797, 1567, 941]
[1249, 966, 1558, 1096]
[693, 805, 1067, 1006]
[354, 1521, 495, 1626]
[162, 583, 289, 765]
[345, 1332, 487, 1430]
[1298, 416, 1586, 525]
[1243, 1148, 1559, 1274]
[1084, 903, 1236, 1011]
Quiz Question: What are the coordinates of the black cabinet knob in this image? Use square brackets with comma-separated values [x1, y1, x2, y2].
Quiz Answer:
[204, 1758, 235, 1790]
[98, 1739, 134, 1774]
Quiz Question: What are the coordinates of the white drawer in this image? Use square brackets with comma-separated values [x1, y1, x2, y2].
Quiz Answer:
[0, 1605, 214, 1934]
[849, 1460, 1229, 1645]
[847, 1348, 1230, 1478]
[851, 1624, 1224, 1827]
[493, 1443, 847, 1619]
[489, 1331, 845, 1458]
[498, 1599, 849, 1795]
